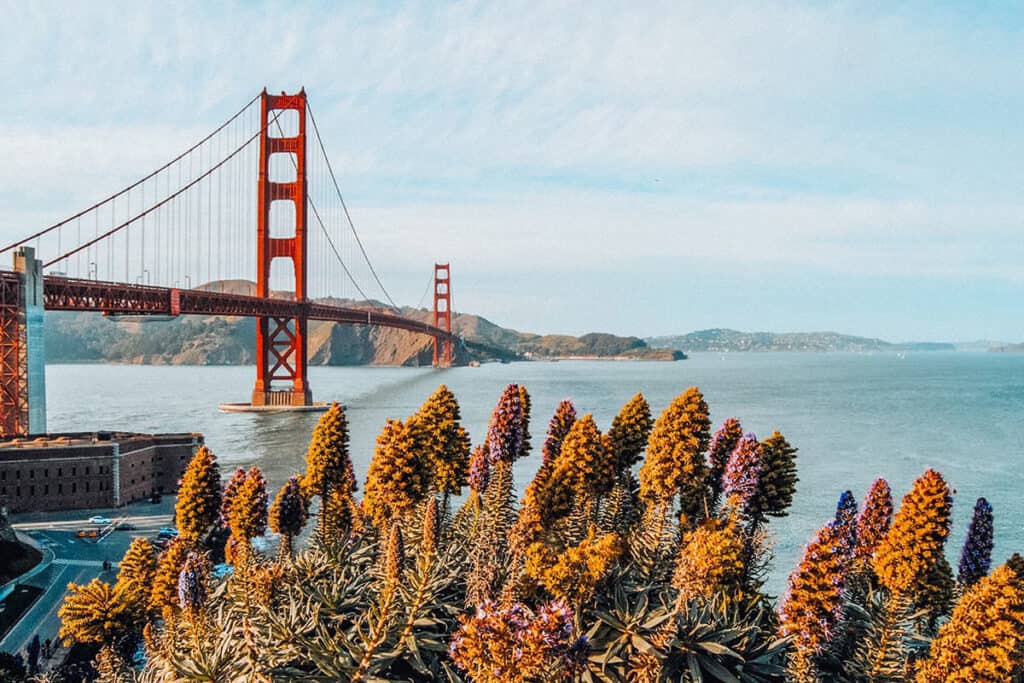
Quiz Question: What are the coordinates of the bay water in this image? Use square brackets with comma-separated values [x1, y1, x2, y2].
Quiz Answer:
[46, 352, 1024, 593]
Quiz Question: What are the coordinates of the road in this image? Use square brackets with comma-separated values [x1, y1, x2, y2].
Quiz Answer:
[0, 497, 176, 657]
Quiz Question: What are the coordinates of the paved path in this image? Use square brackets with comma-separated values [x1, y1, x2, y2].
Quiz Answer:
[0, 497, 175, 657]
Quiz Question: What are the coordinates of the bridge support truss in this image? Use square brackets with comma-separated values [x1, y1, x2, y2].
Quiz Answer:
[432, 263, 453, 367]
[252, 89, 312, 407]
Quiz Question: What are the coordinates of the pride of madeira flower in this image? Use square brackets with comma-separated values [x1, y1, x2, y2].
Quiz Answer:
[779, 521, 846, 683]
[917, 557, 1024, 682]
[873, 469, 952, 596]
[957, 496, 994, 587]
[638, 386, 711, 523]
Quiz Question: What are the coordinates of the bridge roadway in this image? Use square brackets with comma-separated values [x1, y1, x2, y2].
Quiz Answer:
[4, 273, 453, 341]
[0, 497, 178, 659]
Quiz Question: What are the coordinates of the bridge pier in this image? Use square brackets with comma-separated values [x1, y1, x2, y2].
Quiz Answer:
[0, 248, 47, 436]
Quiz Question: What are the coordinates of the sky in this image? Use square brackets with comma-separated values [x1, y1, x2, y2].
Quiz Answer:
[2, 1, 1022, 341]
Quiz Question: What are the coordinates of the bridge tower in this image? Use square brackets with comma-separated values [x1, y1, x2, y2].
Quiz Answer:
[432, 263, 453, 367]
[251, 89, 312, 407]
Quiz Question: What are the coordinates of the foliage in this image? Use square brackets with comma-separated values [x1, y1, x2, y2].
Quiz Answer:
[114, 537, 156, 610]
[486, 383, 528, 463]
[58, 579, 133, 646]
[638, 386, 711, 525]
[722, 433, 762, 517]
[542, 399, 577, 466]
[268, 475, 308, 557]
[854, 478, 893, 565]
[707, 417, 743, 509]
[449, 601, 587, 683]
[174, 444, 222, 545]
[778, 522, 846, 683]
[149, 537, 189, 614]
[606, 392, 653, 472]
[873, 469, 952, 596]
[363, 418, 428, 528]
[752, 430, 798, 519]
[410, 384, 472, 495]
[957, 497, 994, 587]
[917, 559, 1024, 682]
[66, 384, 1024, 683]
[227, 466, 269, 544]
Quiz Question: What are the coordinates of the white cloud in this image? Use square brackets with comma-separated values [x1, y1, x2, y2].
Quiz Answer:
[2, 2, 1022, 337]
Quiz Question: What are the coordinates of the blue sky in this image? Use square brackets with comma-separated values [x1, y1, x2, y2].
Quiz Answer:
[2, 2, 1022, 341]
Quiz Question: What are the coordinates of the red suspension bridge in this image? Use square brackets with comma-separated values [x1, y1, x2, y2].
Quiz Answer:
[0, 88, 456, 436]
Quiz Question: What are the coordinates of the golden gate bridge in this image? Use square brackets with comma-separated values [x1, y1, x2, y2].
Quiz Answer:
[0, 88, 456, 436]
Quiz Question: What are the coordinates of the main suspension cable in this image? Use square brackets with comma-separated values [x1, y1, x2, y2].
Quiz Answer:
[306, 101, 399, 309]
[3, 92, 262, 255]
[45, 108, 284, 269]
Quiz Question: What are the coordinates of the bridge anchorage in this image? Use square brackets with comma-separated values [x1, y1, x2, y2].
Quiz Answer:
[0, 88, 458, 433]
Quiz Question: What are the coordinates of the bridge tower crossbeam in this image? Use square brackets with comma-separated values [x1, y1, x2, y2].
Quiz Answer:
[251, 89, 312, 407]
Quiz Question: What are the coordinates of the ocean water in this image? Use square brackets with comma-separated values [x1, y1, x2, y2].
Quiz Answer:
[45, 352, 1024, 593]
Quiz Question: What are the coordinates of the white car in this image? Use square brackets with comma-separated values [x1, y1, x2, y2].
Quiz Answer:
[88, 515, 112, 525]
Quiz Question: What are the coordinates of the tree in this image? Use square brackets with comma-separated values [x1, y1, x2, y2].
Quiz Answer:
[269, 476, 308, 558]
[638, 387, 711, 524]
[175, 445, 222, 546]
[363, 418, 427, 528]
[59, 579, 133, 646]
[410, 385, 471, 496]
[606, 392, 653, 473]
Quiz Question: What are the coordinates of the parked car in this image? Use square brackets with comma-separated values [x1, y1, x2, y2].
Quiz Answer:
[116, 523, 137, 531]
[152, 537, 170, 550]
[76, 529, 99, 538]
[157, 527, 179, 538]
[88, 516, 112, 525]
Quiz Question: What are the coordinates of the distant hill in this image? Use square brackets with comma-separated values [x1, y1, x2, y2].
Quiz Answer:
[646, 329, 956, 353]
[991, 343, 1024, 353]
[44, 280, 680, 366]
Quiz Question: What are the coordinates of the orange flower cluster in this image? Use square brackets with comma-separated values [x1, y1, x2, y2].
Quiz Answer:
[873, 469, 952, 595]
[638, 386, 710, 522]
[918, 559, 1024, 682]
[778, 522, 845, 682]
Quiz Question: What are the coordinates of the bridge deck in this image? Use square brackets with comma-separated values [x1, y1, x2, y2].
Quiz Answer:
[39, 275, 453, 339]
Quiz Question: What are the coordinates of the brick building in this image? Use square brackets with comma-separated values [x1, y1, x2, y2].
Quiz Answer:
[0, 432, 202, 513]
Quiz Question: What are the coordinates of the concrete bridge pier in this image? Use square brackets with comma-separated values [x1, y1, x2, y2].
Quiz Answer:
[0, 247, 46, 436]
